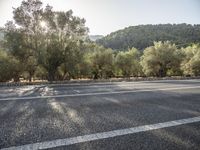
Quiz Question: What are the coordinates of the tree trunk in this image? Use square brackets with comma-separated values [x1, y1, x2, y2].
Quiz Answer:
[29, 76, 32, 82]
[48, 71, 55, 82]
[14, 76, 20, 82]
[29, 72, 33, 82]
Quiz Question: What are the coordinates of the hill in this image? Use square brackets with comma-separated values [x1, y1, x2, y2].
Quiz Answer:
[89, 35, 104, 41]
[0, 30, 4, 41]
[96, 24, 200, 50]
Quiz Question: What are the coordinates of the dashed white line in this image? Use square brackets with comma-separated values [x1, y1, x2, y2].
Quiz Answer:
[0, 86, 200, 101]
[73, 90, 80, 93]
[2, 116, 200, 150]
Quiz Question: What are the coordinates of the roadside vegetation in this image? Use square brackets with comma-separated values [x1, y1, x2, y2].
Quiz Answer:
[0, 0, 200, 82]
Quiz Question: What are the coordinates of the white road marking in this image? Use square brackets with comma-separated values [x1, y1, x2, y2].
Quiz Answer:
[0, 86, 200, 101]
[49, 83, 193, 89]
[50, 79, 200, 86]
[44, 79, 200, 86]
[73, 90, 80, 93]
[2, 116, 200, 150]
[49, 80, 200, 88]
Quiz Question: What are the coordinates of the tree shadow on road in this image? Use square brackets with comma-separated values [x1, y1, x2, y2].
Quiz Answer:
[0, 88, 200, 149]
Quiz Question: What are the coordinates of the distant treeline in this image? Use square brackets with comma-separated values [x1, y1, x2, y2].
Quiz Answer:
[0, 0, 200, 82]
[96, 24, 200, 50]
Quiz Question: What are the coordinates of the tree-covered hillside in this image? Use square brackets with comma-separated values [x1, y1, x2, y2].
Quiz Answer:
[96, 24, 200, 50]
[0, 29, 4, 40]
[89, 35, 103, 41]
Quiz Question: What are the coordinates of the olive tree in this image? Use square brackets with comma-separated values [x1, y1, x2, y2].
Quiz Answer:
[181, 44, 200, 76]
[0, 50, 20, 82]
[140, 41, 183, 77]
[87, 46, 114, 79]
[115, 48, 141, 77]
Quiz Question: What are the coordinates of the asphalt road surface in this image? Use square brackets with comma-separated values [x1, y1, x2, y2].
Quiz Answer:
[0, 79, 200, 150]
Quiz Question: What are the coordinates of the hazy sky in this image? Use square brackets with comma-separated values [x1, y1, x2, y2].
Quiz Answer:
[0, 0, 200, 35]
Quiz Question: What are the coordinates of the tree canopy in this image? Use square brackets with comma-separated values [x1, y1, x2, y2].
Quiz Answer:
[181, 44, 200, 76]
[140, 41, 184, 77]
[115, 48, 141, 77]
[3, 0, 88, 82]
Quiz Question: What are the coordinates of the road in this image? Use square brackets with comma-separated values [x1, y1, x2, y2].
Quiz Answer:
[0, 80, 200, 150]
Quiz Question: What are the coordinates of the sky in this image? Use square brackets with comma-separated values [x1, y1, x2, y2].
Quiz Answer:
[0, 0, 200, 35]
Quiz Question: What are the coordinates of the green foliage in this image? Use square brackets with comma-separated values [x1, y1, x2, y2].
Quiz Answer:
[0, 50, 20, 82]
[34, 65, 48, 80]
[41, 41, 64, 81]
[87, 45, 114, 79]
[181, 44, 200, 76]
[58, 41, 83, 80]
[97, 24, 200, 50]
[140, 41, 184, 77]
[115, 48, 141, 77]
[4, 0, 88, 82]
[40, 3, 88, 81]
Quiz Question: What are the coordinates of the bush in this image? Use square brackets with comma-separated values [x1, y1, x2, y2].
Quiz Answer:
[0, 50, 20, 82]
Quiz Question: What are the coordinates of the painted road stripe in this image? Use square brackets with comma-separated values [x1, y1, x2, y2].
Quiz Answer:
[0, 86, 200, 101]
[2, 116, 200, 150]
[34, 79, 200, 86]
[49, 83, 195, 89]
[44, 79, 200, 87]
